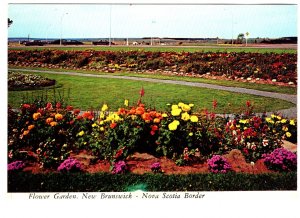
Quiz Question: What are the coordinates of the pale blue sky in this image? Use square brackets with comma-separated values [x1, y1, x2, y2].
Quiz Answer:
[8, 4, 297, 39]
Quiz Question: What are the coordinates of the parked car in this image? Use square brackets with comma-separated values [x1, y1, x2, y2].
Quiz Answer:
[24, 40, 45, 46]
[49, 39, 83, 45]
[92, 40, 115, 45]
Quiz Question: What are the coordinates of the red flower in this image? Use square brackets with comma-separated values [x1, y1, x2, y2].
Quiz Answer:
[212, 99, 218, 110]
[139, 87, 145, 97]
[22, 104, 31, 109]
[110, 123, 117, 129]
[46, 102, 53, 110]
[73, 109, 81, 115]
[246, 100, 251, 108]
[66, 105, 74, 111]
[56, 102, 62, 109]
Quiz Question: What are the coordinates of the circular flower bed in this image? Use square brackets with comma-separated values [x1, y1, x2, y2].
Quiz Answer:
[8, 71, 56, 90]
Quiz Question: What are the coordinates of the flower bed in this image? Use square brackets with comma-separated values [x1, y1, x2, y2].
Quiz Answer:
[8, 90, 297, 175]
[8, 50, 297, 85]
[8, 71, 56, 90]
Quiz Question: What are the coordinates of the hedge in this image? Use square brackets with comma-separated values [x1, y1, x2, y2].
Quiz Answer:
[8, 172, 296, 192]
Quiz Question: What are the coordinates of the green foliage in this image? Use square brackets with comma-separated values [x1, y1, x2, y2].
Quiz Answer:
[8, 172, 297, 192]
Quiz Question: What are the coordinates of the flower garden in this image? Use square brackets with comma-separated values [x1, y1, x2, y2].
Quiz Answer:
[8, 49, 297, 85]
[7, 49, 297, 192]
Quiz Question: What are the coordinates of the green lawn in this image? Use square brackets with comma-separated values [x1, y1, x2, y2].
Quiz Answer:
[9, 67, 297, 95]
[8, 71, 295, 113]
[8, 45, 297, 53]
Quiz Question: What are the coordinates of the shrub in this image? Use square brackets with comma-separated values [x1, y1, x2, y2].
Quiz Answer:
[57, 158, 82, 173]
[8, 161, 25, 172]
[263, 148, 297, 172]
[207, 155, 231, 173]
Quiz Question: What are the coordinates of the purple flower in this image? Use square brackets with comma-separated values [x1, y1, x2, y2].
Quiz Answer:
[263, 148, 297, 172]
[57, 158, 82, 172]
[8, 161, 25, 172]
[112, 161, 127, 174]
[207, 155, 231, 174]
[150, 162, 162, 173]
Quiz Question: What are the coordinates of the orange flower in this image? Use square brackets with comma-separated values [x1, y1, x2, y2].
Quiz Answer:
[28, 125, 35, 131]
[46, 117, 54, 124]
[153, 118, 161, 123]
[136, 107, 145, 115]
[55, 113, 63, 121]
[117, 108, 127, 115]
[82, 111, 94, 120]
[50, 121, 58, 127]
[23, 130, 30, 136]
[33, 112, 41, 120]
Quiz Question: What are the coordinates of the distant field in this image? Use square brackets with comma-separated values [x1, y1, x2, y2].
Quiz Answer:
[8, 45, 297, 54]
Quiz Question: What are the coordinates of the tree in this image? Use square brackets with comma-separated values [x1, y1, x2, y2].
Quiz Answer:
[8, 18, 13, 27]
[237, 33, 245, 44]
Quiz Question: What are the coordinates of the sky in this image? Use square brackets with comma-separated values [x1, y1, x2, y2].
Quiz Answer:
[7, 3, 297, 39]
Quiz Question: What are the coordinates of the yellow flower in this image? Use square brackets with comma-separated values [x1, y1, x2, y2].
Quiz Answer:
[162, 113, 168, 118]
[236, 125, 240, 128]
[124, 99, 129, 107]
[244, 127, 248, 130]
[171, 108, 182, 116]
[189, 132, 193, 136]
[178, 102, 184, 107]
[92, 123, 97, 128]
[271, 114, 276, 118]
[168, 120, 179, 131]
[78, 130, 85, 137]
[99, 112, 105, 119]
[101, 104, 108, 112]
[280, 119, 287, 124]
[276, 116, 282, 120]
[282, 126, 288, 132]
[290, 120, 295, 126]
[100, 127, 105, 132]
[171, 105, 179, 110]
[33, 112, 41, 120]
[286, 132, 292, 138]
[181, 104, 191, 112]
[181, 112, 190, 121]
[190, 115, 198, 123]
[189, 104, 194, 107]
[239, 119, 249, 124]
[99, 121, 104, 125]
[55, 113, 63, 121]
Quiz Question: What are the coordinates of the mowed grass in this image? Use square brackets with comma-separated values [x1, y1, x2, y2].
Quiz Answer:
[9, 67, 297, 95]
[8, 46, 297, 54]
[8, 72, 295, 113]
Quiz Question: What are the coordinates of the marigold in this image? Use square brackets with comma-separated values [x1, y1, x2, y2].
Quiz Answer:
[153, 118, 161, 123]
[286, 132, 292, 138]
[181, 112, 190, 121]
[55, 113, 63, 121]
[100, 127, 105, 132]
[162, 113, 168, 118]
[23, 130, 30, 136]
[290, 119, 295, 125]
[280, 119, 287, 124]
[171, 105, 179, 110]
[168, 120, 179, 131]
[136, 107, 145, 115]
[124, 99, 129, 107]
[46, 117, 54, 124]
[28, 125, 35, 131]
[33, 112, 41, 120]
[101, 104, 108, 112]
[282, 126, 288, 132]
[78, 130, 85, 136]
[181, 104, 191, 112]
[171, 108, 182, 116]
[50, 121, 58, 127]
[190, 115, 198, 123]
[92, 123, 97, 128]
